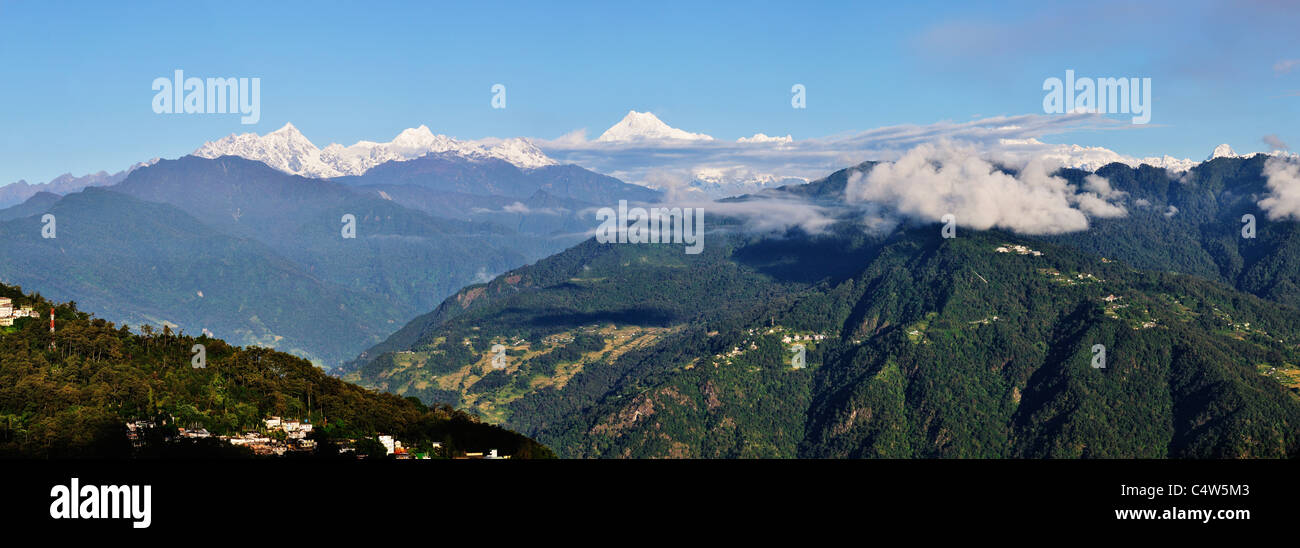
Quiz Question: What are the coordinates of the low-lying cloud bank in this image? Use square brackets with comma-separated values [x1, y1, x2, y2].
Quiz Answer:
[846, 142, 1128, 235]
[576, 141, 1137, 239]
[579, 141, 1300, 240]
[630, 170, 841, 235]
[539, 113, 1187, 194]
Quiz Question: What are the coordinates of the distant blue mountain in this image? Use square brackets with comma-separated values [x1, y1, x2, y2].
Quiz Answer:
[0, 154, 661, 368]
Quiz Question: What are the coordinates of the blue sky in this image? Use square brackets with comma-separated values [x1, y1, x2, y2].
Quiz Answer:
[1, 0, 1298, 184]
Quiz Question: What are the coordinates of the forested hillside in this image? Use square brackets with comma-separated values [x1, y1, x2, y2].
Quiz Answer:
[347, 156, 1300, 458]
[0, 283, 552, 458]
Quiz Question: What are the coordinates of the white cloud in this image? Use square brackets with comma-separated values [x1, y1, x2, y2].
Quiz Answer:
[738, 133, 794, 144]
[471, 201, 567, 216]
[843, 141, 1128, 235]
[570, 192, 838, 241]
[1072, 193, 1128, 219]
[702, 197, 840, 234]
[1083, 174, 1121, 197]
[1259, 157, 1300, 221]
[564, 139, 1197, 241]
[551, 128, 589, 146]
[1072, 174, 1129, 218]
[640, 169, 698, 199]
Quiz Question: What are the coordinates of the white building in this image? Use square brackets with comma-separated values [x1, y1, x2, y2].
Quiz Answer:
[284, 421, 312, 440]
[178, 428, 211, 439]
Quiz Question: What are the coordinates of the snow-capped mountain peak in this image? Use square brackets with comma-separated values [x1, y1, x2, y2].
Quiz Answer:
[597, 110, 714, 142]
[269, 122, 303, 136]
[195, 123, 340, 177]
[193, 124, 558, 178]
[1209, 143, 1238, 160]
[389, 125, 437, 148]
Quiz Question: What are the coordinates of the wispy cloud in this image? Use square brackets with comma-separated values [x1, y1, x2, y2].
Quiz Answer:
[1263, 134, 1290, 151]
[574, 170, 841, 237]
[470, 202, 568, 216]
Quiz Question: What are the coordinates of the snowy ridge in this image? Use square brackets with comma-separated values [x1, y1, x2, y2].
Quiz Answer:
[998, 138, 1201, 172]
[1202, 143, 1297, 162]
[690, 166, 806, 197]
[193, 123, 557, 178]
[994, 140, 1299, 173]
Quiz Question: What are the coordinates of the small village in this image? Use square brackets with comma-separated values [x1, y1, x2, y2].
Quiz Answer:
[994, 243, 1044, 257]
[700, 325, 827, 370]
[124, 416, 509, 459]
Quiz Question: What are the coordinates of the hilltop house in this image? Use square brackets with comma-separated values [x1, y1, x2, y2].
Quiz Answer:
[0, 298, 38, 327]
[379, 435, 400, 455]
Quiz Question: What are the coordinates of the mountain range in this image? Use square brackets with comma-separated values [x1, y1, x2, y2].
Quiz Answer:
[0, 150, 658, 367]
[341, 155, 1300, 458]
[191, 113, 807, 197]
[0, 159, 159, 209]
[6, 112, 1300, 460]
[194, 122, 558, 178]
[11, 113, 1259, 209]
